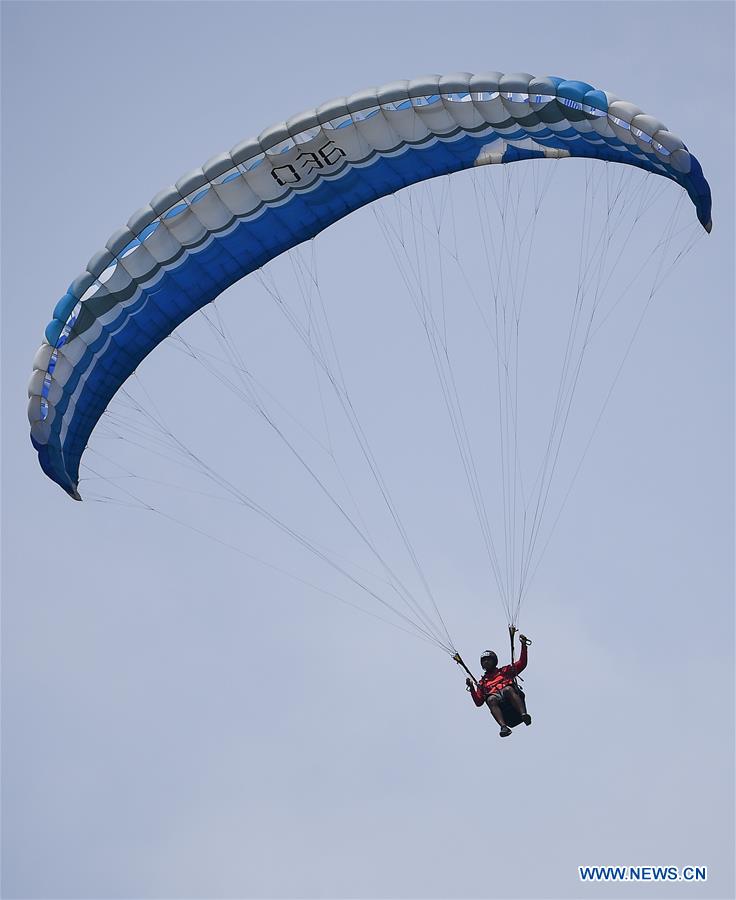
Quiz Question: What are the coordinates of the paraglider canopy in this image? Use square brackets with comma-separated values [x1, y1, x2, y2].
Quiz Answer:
[28, 71, 711, 501]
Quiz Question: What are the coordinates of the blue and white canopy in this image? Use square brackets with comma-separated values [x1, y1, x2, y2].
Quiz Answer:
[28, 71, 712, 499]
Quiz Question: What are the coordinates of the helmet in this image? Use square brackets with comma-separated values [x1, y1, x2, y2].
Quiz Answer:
[480, 650, 498, 668]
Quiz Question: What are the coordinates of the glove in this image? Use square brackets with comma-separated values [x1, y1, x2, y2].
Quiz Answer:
[465, 677, 473, 688]
[519, 634, 530, 646]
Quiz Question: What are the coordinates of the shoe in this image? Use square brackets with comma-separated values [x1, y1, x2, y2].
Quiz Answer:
[499, 726, 512, 737]
[522, 714, 532, 726]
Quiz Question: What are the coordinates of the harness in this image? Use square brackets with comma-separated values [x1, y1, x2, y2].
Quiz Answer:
[453, 626, 533, 704]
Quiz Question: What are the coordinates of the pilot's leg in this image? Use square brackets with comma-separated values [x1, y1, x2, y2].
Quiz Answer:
[487, 695, 512, 737]
[506, 686, 532, 726]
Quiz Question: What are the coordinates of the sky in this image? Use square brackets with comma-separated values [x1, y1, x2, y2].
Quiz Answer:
[1, 2, 734, 899]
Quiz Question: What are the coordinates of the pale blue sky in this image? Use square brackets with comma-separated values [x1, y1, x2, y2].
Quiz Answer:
[2, 2, 734, 899]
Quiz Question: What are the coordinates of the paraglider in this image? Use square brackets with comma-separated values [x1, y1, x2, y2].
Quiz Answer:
[455, 629, 532, 736]
[27, 71, 712, 722]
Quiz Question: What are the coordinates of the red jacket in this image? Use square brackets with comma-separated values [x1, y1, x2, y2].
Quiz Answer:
[469, 643, 527, 706]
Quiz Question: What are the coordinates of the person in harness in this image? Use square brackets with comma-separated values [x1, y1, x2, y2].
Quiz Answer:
[466, 634, 532, 737]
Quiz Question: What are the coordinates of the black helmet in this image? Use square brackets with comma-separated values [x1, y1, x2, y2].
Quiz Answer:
[480, 650, 498, 668]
